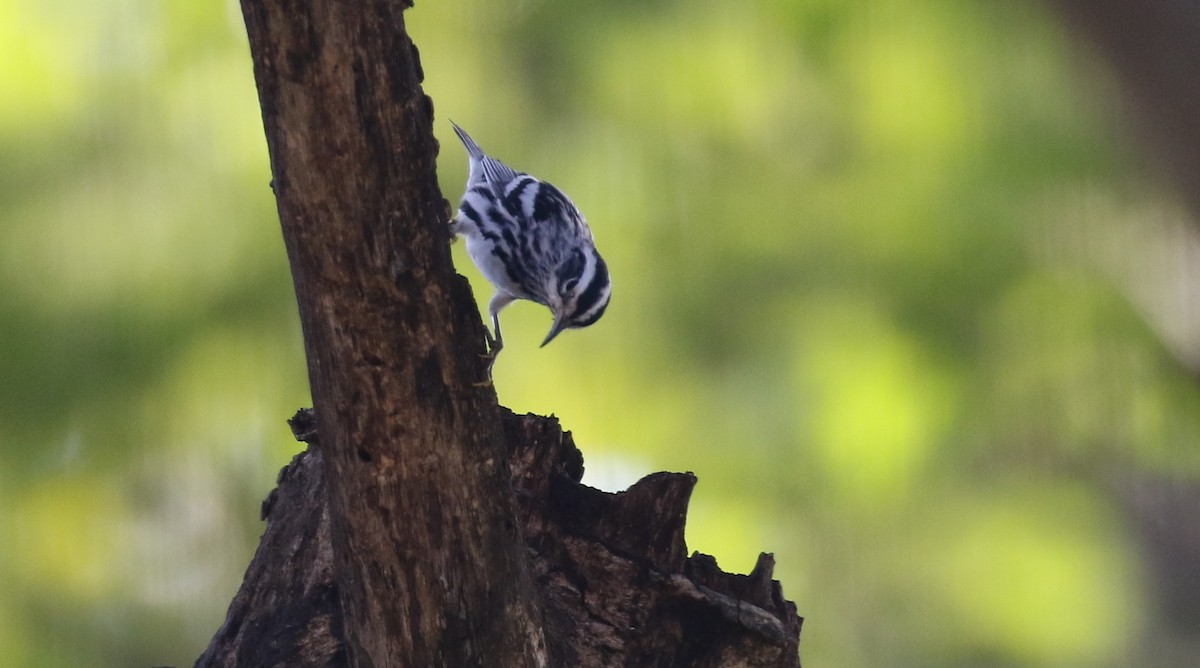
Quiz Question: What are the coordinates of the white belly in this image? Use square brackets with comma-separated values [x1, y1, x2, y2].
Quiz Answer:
[463, 231, 522, 297]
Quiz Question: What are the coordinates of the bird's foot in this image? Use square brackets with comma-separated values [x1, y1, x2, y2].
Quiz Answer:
[472, 353, 498, 387]
[472, 331, 502, 386]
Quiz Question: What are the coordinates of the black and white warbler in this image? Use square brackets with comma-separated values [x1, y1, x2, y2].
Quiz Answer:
[449, 122, 611, 374]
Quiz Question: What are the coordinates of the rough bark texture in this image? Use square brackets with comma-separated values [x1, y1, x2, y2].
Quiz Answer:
[200, 0, 803, 667]
[197, 410, 802, 668]
[196, 410, 345, 668]
[505, 413, 801, 667]
[236, 0, 547, 665]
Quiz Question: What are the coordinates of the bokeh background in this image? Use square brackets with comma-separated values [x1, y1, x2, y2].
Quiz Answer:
[4, 0, 1200, 665]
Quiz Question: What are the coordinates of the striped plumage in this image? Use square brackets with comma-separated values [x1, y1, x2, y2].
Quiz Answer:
[449, 122, 611, 370]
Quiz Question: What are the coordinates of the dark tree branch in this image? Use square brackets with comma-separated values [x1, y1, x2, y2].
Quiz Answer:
[235, 0, 547, 665]
[199, 1, 802, 666]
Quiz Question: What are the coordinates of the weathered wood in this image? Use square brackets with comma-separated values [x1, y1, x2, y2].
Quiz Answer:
[199, 410, 803, 667]
[237, 0, 547, 665]
[205, 0, 803, 665]
[196, 410, 344, 668]
[504, 413, 803, 667]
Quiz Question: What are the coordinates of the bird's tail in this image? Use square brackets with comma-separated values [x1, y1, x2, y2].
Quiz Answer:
[450, 121, 485, 160]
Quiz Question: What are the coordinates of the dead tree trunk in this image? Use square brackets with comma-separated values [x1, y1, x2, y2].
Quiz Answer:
[196, 1, 801, 666]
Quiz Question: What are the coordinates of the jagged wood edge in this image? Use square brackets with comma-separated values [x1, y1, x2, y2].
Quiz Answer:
[197, 409, 801, 667]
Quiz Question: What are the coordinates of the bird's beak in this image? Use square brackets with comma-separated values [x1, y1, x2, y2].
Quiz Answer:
[541, 313, 568, 348]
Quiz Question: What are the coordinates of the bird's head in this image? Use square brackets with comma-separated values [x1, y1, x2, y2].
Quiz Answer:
[542, 246, 611, 347]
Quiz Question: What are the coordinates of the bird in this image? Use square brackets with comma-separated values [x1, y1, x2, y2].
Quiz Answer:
[448, 122, 611, 377]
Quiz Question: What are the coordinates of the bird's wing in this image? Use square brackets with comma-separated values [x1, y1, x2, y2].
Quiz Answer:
[523, 180, 592, 242]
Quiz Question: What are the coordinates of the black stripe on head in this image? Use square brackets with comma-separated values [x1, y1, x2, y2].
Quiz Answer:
[555, 248, 587, 292]
[569, 255, 610, 328]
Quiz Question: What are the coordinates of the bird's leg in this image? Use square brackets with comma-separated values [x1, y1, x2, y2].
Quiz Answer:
[473, 319, 503, 388]
[484, 312, 504, 368]
[474, 293, 514, 386]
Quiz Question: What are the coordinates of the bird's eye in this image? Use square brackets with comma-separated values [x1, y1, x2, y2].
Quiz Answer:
[562, 277, 580, 294]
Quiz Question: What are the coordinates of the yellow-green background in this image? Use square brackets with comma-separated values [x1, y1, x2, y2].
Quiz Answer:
[3, 0, 1198, 665]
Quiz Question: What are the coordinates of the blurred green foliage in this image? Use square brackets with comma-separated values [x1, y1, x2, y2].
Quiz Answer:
[2, 0, 1198, 665]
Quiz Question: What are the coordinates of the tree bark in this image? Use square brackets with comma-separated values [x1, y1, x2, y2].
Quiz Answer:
[197, 409, 802, 667]
[233, 0, 547, 665]
[198, 1, 802, 666]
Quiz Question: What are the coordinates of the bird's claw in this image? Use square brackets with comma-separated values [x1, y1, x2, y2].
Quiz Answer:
[473, 330, 502, 386]
[472, 355, 499, 387]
